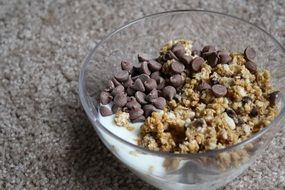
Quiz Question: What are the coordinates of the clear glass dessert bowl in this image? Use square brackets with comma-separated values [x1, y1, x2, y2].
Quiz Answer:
[79, 10, 285, 190]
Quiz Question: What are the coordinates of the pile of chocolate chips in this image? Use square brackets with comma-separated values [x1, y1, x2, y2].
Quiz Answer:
[99, 51, 184, 122]
[160, 43, 236, 98]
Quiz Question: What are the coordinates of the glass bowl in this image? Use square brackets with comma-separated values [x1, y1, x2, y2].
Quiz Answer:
[79, 10, 285, 190]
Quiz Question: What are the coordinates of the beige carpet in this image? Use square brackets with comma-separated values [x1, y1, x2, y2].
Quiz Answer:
[0, 0, 284, 189]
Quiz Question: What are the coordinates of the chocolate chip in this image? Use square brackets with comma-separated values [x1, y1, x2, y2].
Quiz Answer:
[197, 81, 211, 91]
[104, 80, 115, 92]
[111, 105, 121, 113]
[131, 76, 139, 81]
[132, 78, 145, 92]
[166, 50, 179, 61]
[202, 51, 213, 59]
[193, 118, 205, 127]
[171, 43, 185, 59]
[171, 61, 185, 74]
[150, 71, 161, 80]
[225, 108, 237, 118]
[244, 47, 256, 61]
[144, 78, 157, 92]
[111, 85, 125, 96]
[180, 55, 193, 66]
[242, 96, 252, 104]
[207, 52, 218, 67]
[143, 104, 158, 117]
[148, 60, 162, 72]
[191, 57, 204, 72]
[132, 115, 145, 122]
[122, 77, 133, 88]
[112, 77, 121, 86]
[129, 108, 144, 120]
[115, 70, 129, 82]
[145, 89, 159, 102]
[126, 87, 136, 96]
[121, 61, 133, 72]
[138, 53, 151, 62]
[268, 91, 280, 106]
[140, 61, 151, 75]
[126, 99, 141, 110]
[99, 91, 113, 105]
[211, 84, 227, 97]
[249, 107, 258, 117]
[175, 51, 186, 61]
[169, 74, 183, 88]
[99, 106, 113, 116]
[113, 93, 127, 107]
[191, 49, 201, 56]
[151, 97, 166, 109]
[131, 64, 141, 76]
[226, 109, 239, 124]
[135, 91, 147, 104]
[163, 86, 176, 100]
[171, 43, 184, 53]
[218, 52, 231, 64]
[202, 45, 215, 54]
[138, 74, 150, 83]
[155, 55, 166, 63]
[156, 76, 166, 90]
[245, 61, 257, 74]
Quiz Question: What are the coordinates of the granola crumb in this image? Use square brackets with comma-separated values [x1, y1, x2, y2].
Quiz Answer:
[114, 111, 134, 131]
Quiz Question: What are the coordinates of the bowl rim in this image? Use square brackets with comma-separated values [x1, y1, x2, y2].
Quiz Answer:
[79, 9, 285, 158]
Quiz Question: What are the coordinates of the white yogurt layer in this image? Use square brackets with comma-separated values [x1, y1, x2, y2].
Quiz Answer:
[98, 110, 171, 176]
[99, 113, 141, 145]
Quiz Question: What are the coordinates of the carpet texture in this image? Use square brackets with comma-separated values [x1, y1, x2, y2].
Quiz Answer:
[0, 0, 284, 189]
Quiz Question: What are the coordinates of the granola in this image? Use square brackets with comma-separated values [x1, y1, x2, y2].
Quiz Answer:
[138, 40, 279, 153]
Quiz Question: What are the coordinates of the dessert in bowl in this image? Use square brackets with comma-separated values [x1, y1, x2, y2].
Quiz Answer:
[79, 10, 285, 190]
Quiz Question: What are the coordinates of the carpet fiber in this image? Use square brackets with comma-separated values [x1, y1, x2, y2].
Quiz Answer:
[0, 0, 284, 189]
